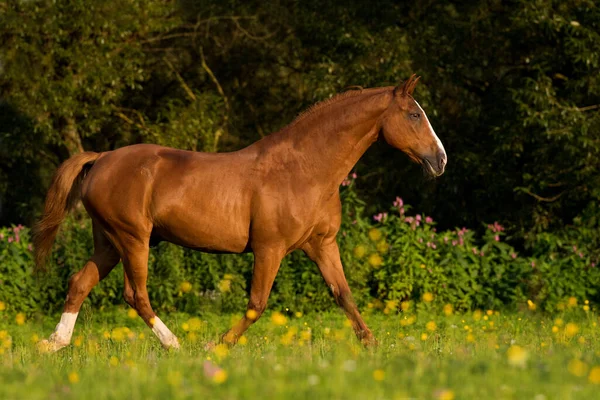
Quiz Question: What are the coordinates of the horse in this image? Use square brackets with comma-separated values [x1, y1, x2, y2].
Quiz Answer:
[34, 75, 446, 352]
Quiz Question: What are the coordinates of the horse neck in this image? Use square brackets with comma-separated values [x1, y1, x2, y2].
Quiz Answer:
[282, 88, 393, 188]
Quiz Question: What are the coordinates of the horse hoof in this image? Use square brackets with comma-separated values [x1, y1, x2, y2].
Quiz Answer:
[162, 337, 181, 351]
[37, 339, 68, 353]
[361, 336, 379, 348]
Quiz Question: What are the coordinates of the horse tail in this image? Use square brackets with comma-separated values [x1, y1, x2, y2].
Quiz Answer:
[33, 152, 101, 272]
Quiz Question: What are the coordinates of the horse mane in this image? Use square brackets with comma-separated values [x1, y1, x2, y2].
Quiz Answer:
[288, 86, 394, 129]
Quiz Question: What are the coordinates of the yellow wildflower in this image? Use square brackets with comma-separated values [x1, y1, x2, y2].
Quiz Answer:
[368, 253, 383, 268]
[238, 335, 248, 345]
[401, 301, 410, 311]
[368, 228, 382, 242]
[68, 372, 79, 384]
[423, 292, 434, 303]
[0, 301, 5, 311]
[373, 369, 385, 381]
[15, 313, 26, 325]
[443, 304, 453, 316]
[565, 323, 579, 338]
[180, 281, 192, 293]
[109, 356, 119, 366]
[271, 311, 287, 326]
[568, 297, 578, 308]
[376, 240, 389, 253]
[188, 317, 202, 332]
[436, 389, 455, 400]
[213, 344, 229, 359]
[426, 321, 437, 331]
[246, 309, 258, 320]
[568, 359, 588, 377]
[507, 345, 528, 368]
[213, 369, 228, 384]
[527, 300, 536, 311]
[353, 245, 366, 258]
[589, 366, 600, 384]
[218, 279, 232, 293]
[421, 333, 428, 341]
[127, 308, 138, 319]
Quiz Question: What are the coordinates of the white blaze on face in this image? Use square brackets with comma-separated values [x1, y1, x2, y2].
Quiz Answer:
[415, 100, 446, 158]
[150, 316, 180, 349]
[51, 312, 79, 344]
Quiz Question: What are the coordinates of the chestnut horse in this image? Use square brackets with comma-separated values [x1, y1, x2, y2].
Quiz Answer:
[34, 75, 446, 352]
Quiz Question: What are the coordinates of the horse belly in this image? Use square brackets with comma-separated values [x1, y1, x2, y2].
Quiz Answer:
[152, 196, 251, 254]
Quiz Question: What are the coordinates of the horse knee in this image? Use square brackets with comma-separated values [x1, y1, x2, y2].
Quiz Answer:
[247, 301, 267, 319]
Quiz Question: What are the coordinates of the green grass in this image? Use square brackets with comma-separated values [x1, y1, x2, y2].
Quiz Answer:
[1, 305, 600, 399]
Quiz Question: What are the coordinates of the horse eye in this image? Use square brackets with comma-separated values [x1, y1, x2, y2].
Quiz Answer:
[410, 113, 420, 120]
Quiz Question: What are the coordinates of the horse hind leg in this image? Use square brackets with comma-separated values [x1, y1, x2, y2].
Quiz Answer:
[121, 241, 180, 350]
[39, 224, 120, 353]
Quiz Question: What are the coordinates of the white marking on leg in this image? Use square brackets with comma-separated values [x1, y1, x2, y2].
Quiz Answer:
[39, 312, 78, 353]
[150, 316, 180, 349]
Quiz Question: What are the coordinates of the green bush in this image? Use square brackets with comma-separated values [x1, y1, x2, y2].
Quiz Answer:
[0, 178, 598, 316]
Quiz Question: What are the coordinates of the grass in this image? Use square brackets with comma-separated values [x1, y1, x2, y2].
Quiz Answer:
[1, 304, 600, 399]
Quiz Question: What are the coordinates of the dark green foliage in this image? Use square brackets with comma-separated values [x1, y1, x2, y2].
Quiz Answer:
[1, 189, 597, 315]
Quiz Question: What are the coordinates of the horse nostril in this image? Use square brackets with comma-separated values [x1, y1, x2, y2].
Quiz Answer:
[437, 152, 447, 170]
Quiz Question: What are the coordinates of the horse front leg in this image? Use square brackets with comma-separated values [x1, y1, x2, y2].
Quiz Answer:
[303, 238, 377, 347]
[221, 246, 285, 345]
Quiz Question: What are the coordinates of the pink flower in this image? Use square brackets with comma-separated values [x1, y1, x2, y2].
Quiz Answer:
[579, 252, 584, 258]
[415, 221, 420, 227]
[341, 178, 351, 186]
[418, 238, 423, 243]
[8, 237, 13, 243]
[531, 261, 536, 268]
[425, 216, 433, 224]
[399, 207, 405, 215]
[511, 253, 517, 259]
[444, 237, 449, 244]
[592, 262, 596, 268]
[405, 217, 414, 224]
[351, 172, 358, 179]
[472, 247, 478, 254]
[431, 243, 437, 249]
[0, 233, 4, 240]
[373, 213, 388, 222]
[393, 196, 404, 208]
[573, 245, 577, 252]
[452, 240, 458, 246]
[416, 214, 422, 222]
[352, 220, 357, 225]
[494, 235, 500, 242]
[28, 244, 33, 252]
[480, 251, 485, 257]
[459, 237, 464, 246]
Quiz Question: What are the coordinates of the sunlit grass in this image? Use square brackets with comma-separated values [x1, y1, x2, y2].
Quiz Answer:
[1, 307, 600, 399]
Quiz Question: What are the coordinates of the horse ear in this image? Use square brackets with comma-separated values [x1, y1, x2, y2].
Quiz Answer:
[393, 74, 420, 97]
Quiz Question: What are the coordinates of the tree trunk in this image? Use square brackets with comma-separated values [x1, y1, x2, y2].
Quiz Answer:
[62, 117, 84, 155]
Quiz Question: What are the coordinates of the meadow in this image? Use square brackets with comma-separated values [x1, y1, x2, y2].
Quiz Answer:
[1, 302, 600, 400]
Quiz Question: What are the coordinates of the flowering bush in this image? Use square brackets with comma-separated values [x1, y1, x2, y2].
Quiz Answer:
[0, 174, 599, 315]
